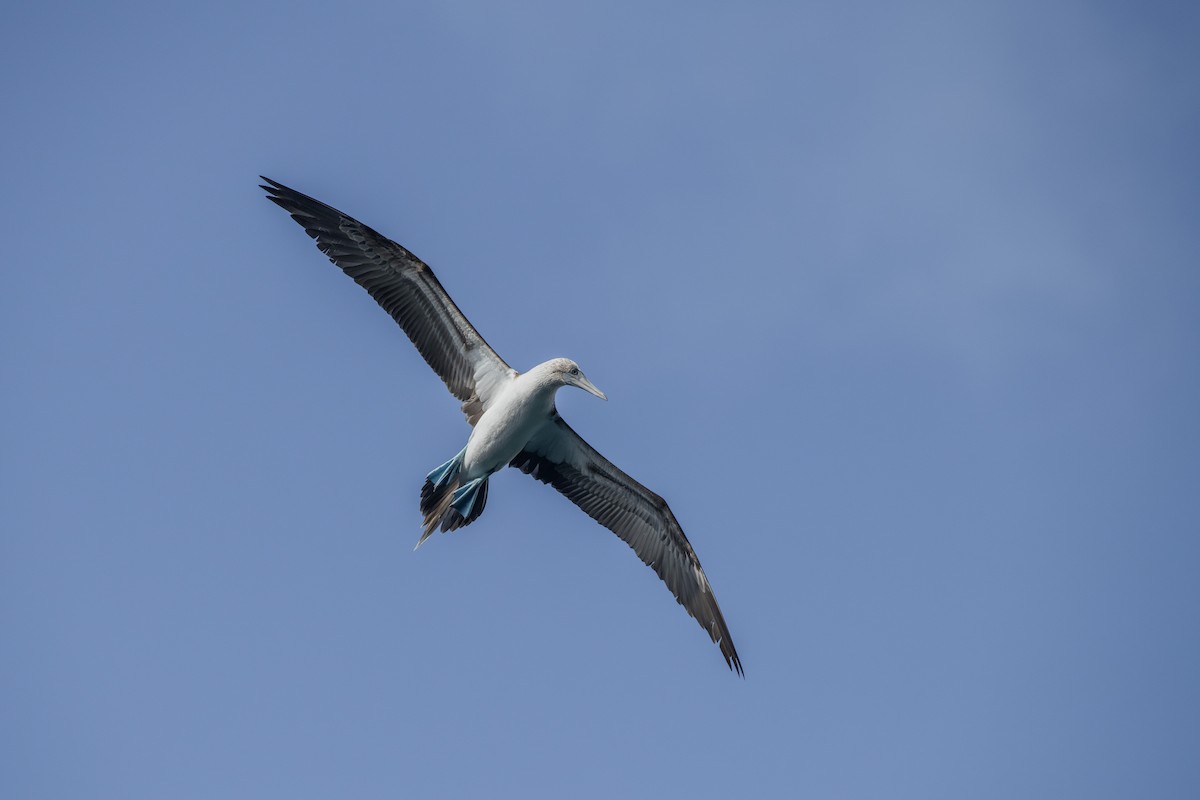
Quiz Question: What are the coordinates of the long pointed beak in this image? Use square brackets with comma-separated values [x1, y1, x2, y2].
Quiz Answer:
[577, 375, 607, 401]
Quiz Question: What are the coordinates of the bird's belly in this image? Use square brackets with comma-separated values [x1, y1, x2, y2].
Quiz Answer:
[462, 398, 547, 480]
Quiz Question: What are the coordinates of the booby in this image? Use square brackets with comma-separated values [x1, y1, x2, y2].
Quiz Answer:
[262, 177, 742, 675]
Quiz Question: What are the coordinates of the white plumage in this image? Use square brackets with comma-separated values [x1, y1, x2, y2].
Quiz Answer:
[263, 177, 742, 675]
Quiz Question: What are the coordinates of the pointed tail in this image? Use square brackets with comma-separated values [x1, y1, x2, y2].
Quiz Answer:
[416, 449, 490, 548]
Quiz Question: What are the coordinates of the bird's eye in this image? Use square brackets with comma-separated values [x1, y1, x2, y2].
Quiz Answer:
[570, 367, 579, 375]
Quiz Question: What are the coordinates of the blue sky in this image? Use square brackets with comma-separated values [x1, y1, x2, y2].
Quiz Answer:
[3, 1, 1199, 797]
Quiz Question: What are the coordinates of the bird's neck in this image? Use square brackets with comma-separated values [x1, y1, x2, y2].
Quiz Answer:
[511, 369, 563, 415]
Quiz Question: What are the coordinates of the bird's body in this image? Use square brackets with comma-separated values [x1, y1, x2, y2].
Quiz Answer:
[262, 177, 743, 675]
[462, 361, 580, 483]
[418, 358, 605, 542]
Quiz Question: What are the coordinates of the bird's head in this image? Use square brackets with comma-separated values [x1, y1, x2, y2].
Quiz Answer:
[544, 358, 607, 401]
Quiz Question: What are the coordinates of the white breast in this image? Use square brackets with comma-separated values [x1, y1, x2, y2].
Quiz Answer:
[461, 373, 556, 480]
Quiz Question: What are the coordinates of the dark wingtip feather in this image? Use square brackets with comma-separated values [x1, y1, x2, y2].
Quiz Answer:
[260, 176, 288, 197]
[263, 194, 294, 212]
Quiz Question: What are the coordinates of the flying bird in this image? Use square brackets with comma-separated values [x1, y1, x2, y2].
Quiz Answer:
[262, 177, 742, 675]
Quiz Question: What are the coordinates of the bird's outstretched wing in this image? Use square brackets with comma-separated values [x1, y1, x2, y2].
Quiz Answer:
[511, 416, 743, 675]
[262, 177, 516, 425]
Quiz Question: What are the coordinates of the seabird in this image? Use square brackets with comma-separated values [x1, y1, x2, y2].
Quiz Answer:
[262, 177, 742, 675]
